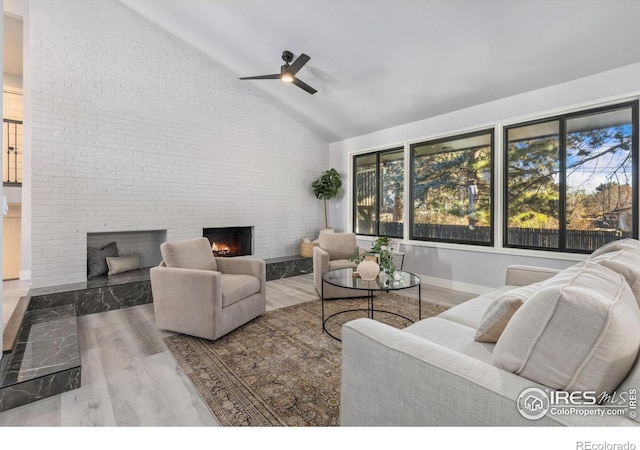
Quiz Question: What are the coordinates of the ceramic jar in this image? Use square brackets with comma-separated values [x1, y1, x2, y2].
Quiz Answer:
[357, 259, 380, 281]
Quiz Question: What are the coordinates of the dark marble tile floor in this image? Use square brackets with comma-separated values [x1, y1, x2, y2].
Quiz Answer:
[0, 305, 81, 412]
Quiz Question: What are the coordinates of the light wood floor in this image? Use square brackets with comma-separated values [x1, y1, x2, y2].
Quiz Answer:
[0, 273, 474, 426]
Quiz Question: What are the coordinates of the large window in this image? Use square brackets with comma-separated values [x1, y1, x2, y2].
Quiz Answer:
[410, 129, 494, 245]
[353, 148, 404, 237]
[505, 102, 638, 252]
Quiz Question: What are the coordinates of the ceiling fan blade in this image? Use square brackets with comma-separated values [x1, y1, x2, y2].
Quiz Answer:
[239, 74, 281, 80]
[287, 54, 310, 76]
[292, 77, 317, 95]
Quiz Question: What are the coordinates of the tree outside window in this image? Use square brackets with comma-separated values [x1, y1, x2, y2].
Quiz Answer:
[353, 148, 404, 237]
[410, 130, 494, 245]
[505, 102, 637, 252]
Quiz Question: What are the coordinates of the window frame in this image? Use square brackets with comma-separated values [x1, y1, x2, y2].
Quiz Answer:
[503, 101, 639, 253]
[352, 146, 405, 238]
[409, 128, 495, 246]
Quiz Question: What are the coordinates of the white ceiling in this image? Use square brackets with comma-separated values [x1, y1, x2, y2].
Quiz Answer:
[36, 1, 640, 142]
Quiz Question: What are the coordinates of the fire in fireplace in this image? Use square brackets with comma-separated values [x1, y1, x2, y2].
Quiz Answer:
[203, 227, 253, 257]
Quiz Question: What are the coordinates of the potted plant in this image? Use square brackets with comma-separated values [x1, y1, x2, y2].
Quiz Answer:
[349, 236, 396, 277]
[369, 236, 395, 276]
[312, 168, 342, 232]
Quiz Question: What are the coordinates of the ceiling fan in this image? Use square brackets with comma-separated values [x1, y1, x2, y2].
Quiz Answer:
[239, 50, 317, 95]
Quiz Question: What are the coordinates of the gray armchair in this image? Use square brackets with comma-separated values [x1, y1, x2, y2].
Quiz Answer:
[313, 232, 368, 300]
[150, 237, 266, 340]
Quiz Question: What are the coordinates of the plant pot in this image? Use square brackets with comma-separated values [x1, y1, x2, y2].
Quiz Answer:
[357, 259, 380, 281]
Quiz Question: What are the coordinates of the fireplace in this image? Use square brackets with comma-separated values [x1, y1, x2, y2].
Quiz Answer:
[203, 226, 253, 257]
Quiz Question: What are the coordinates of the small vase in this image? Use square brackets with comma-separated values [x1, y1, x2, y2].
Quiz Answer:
[357, 259, 380, 281]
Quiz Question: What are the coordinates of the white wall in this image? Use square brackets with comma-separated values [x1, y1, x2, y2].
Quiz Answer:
[27, 0, 328, 288]
[3, 74, 21, 90]
[330, 63, 640, 292]
[0, 0, 5, 361]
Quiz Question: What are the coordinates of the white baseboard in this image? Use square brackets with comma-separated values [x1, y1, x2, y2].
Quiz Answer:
[19, 270, 31, 281]
[416, 273, 494, 296]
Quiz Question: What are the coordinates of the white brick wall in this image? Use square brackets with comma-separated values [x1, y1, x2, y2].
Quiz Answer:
[29, 0, 328, 287]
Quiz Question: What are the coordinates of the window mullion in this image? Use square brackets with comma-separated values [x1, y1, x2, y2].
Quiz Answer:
[376, 152, 381, 236]
[559, 118, 567, 251]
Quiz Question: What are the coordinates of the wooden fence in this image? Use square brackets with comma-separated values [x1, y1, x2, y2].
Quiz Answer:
[360, 221, 628, 250]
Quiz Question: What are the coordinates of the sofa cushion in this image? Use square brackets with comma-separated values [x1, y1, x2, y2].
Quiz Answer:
[615, 354, 640, 423]
[492, 262, 640, 395]
[319, 232, 357, 260]
[404, 317, 495, 364]
[589, 238, 640, 258]
[328, 259, 358, 270]
[161, 237, 217, 271]
[587, 249, 640, 307]
[438, 285, 515, 329]
[221, 274, 260, 307]
[474, 282, 542, 343]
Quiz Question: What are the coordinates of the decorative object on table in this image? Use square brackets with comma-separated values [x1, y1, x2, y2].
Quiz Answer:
[356, 258, 380, 281]
[311, 168, 342, 233]
[350, 236, 396, 277]
[299, 236, 318, 257]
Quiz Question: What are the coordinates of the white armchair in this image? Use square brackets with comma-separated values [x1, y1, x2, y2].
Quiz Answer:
[313, 232, 368, 300]
[150, 237, 266, 340]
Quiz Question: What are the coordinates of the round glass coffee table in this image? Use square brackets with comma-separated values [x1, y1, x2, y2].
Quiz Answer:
[321, 267, 422, 340]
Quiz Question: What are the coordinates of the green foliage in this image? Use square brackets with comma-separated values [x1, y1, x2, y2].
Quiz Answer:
[312, 168, 342, 200]
[348, 236, 396, 276]
[413, 146, 492, 228]
[507, 123, 633, 231]
[370, 237, 395, 276]
[312, 168, 342, 228]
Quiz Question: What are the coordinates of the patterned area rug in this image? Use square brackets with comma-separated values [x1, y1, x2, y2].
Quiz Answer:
[164, 293, 447, 426]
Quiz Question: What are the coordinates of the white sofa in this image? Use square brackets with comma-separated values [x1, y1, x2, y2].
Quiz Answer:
[341, 239, 640, 426]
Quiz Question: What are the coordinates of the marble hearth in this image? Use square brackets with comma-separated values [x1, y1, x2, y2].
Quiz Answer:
[0, 305, 81, 412]
[265, 256, 313, 281]
[28, 268, 153, 315]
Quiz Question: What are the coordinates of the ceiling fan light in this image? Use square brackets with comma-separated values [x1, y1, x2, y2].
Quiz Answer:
[281, 73, 294, 83]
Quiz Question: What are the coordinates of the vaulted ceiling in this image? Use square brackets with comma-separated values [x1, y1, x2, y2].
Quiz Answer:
[119, 0, 640, 142]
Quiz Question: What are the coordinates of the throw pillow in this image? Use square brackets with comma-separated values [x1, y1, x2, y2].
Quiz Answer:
[492, 262, 640, 396]
[474, 283, 541, 343]
[106, 254, 141, 276]
[161, 237, 217, 271]
[87, 241, 119, 277]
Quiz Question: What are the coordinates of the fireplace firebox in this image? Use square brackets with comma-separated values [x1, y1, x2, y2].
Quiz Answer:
[203, 226, 253, 257]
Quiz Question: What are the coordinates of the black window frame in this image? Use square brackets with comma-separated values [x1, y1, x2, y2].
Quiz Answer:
[409, 128, 495, 246]
[352, 147, 404, 238]
[503, 101, 639, 253]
